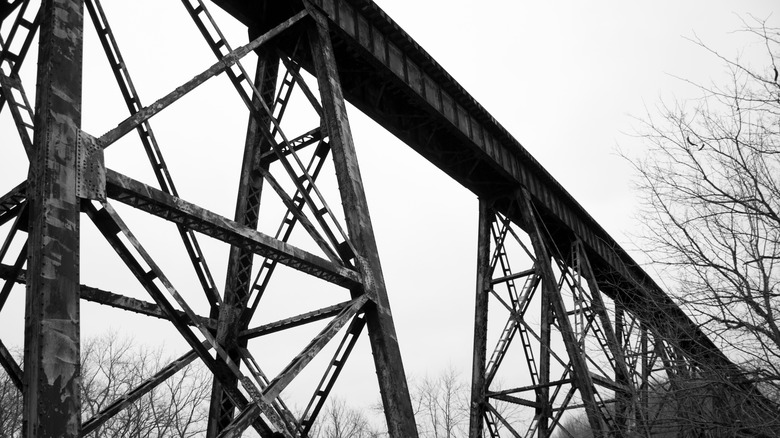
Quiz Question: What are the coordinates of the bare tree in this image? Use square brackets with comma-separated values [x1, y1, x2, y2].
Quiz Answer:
[80, 333, 210, 437]
[410, 367, 468, 438]
[310, 397, 384, 438]
[308, 369, 521, 438]
[0, 333, 209, 438]
[0, 351, 21, 438]
[629, 14, 780, 434]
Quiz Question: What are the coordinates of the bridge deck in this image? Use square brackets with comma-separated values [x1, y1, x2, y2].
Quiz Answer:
[214, 0, 730, 368]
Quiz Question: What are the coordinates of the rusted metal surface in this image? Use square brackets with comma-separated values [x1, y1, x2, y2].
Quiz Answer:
[85, 201, 285, 436]
[75, 131, 105, 201]
[299, 312, 367, 434]
[468, 200, 490, 438]
[1, 268, 213, 327]
[23, 0, 84, 436]
[306, 7, 419, 437]
[206, 50, 279, 437]
[105, 169, 362, 288]
[266, 295, 368, 401]
[240, 300, 355, 339]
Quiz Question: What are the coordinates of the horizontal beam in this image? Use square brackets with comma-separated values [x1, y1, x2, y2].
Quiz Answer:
[240, 300, 353, 340]
[488, 393, 539, 409]
[105, 169, 362, 288]
[491, 267, 535, 285]
[0, 264, 214, 328]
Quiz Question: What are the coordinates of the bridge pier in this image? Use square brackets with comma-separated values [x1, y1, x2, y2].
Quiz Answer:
[468, 194, 651, 437]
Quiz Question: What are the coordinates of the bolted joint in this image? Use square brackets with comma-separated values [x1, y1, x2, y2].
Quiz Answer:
[76, 130, 106, 201]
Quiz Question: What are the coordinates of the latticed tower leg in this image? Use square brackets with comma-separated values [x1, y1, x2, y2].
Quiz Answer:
[0, 0, 422, 436]
[468, 193, 659, 437]
[304, 6, 419, 436]
[206, 48, 281, 438]
[469, 199, 491, 438]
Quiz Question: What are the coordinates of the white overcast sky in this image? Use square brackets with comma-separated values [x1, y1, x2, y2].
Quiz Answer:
[0, 0, 777, 418]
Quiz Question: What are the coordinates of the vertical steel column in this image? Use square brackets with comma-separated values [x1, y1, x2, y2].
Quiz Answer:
[639, 323, 649, 431]
[614, 305, 627, 432]
[207, 50, 279, 438]
[519, 189, 604, 437]
[306, 9, 419, 438]
[538, 255, 552, 437]
[469, 199, 491, 438]
[23, 0, 83, 436]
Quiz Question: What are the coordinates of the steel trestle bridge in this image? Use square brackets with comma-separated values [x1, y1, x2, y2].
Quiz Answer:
[0, 0, 772, 437]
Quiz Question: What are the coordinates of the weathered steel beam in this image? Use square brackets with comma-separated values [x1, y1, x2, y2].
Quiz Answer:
[81, 286, 215, 328]
[468, 199, 490, 438]
[0, 72, 34, 157]
[255, 165, 341, 264]
[104, 169, 362, 288]
[23, 0, 84, 436]
[0, 0, 40, 80]
[306, 7, 419, 437]
[207, 48, 279, 438]
[489, 393, 540, 409]
[257, 127, 323, 166]
[0, 204, 26, 311]
[300, 312, 366, 434]
[240, 300, 355, 340]
[538, 253, 552, 437]
[85, 202, 283, 436]
[98, 10, 308, 149]
[488, 378, 577, 397]
[0, 264, 213, 327]
[215, 295, 370, 438]
[266, 295, 369, 401]
[242, 139, 334, 325]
